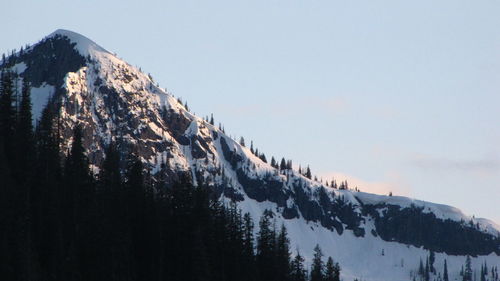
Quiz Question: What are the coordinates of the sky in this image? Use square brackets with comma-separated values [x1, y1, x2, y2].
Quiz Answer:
[2, 0, 500, 224]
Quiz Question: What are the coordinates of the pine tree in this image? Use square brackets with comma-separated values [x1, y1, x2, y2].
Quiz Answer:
[62, 126, 96, 279]
[0, 137, 17, 280]
[242, 212, 256, 279]
[429, 250, 435, 273]
[275, 224, 291, 281]
[425, 257, 430, 281]
[99, 142, 122, 193]
[463, 255, 472, 281]
[325, 257, 335, 281]
[0, 70, 15, 163]
[32, 104, 64, 281]
[305, 166, 312, 179]
[280, 158, 286, 171]
[99, 142, 134, 280]
[310, 244, 325, 281]
[259, 153, 267, 163]
[444, 259, 449, 281]
[481, 262, 486, 281]
[290, 251, 307, 281]
[256, 210, 275, 281]
[333, 262, 340, 281]
[419, 258, 424, 277]
[124, 156, 154, 280]
[14, 77, 34, 183]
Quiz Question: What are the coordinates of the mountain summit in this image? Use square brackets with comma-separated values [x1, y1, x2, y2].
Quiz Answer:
[47, 29, 110, 56]
[2, 30, 499, 281]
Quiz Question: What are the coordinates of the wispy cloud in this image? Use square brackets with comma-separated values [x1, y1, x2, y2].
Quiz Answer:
[412, 154, 500, 175]
[317, 171, 412, 197]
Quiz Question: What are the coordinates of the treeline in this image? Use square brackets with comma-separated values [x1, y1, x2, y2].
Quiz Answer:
[412, 251, 499, 281]
[0, 70, 342, 281]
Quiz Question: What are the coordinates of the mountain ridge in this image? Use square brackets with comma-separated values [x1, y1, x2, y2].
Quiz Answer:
[2, 29, 499, 281]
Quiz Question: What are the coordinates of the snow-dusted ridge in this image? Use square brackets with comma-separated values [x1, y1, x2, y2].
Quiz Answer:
[355, 192, 500, 236]
[2, 29, 499, 281]
[47, 29, 110, 57]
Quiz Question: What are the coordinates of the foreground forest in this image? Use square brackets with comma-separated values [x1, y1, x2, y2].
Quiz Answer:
[0, 70, 344, 281]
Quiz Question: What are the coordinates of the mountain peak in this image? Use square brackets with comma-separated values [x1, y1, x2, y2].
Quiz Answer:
[46, 29, 108, 57]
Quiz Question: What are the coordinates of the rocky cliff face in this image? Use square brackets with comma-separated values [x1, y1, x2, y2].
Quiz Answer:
[2, 29, 499, 280]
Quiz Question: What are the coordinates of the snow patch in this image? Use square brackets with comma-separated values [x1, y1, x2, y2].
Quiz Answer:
[30, 83, 54, 124]
[11, 62, 27, 74]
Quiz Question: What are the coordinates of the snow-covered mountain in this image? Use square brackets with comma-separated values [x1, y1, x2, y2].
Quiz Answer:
[2, 29, 499, 281]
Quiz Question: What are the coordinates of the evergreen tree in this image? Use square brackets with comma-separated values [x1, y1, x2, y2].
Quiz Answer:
[325, 257, 336, 281]
[463, 255, 472, 281]
[259, 153, 267, 163]
[0, 70, 15, 163]
[444, 259, 449, 281]
[257, 210, 276, 281]
[125, 156, 156, 281]
[419, 258, 424, 277]
[481, 263, 486, 281]
[429, 250, 435, 273]
[32, 105, 64, 281]
[305, 166, 312, 179]
[290, 251, 307, 281]
[425, 257, 430, 281]
[0, 131, 35, 280]
[310, 244, 325, 281]
[14, 77, 34, 182]
[99, 142, 122, 193]
[62, 126, 94, 280]
[271, 157, 276, 168]
[280, 158, 286, 171]
[275, 224, 291, 281]
[242, 212, 256, 281]
[242, 212, 254, 256]
[7, 72, 39, 280]
[333, 262, 340, 281]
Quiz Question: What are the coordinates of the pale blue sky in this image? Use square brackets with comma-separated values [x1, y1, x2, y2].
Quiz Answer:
[2, 0, 500, 223]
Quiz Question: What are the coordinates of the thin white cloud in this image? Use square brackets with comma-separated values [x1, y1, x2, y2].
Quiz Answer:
[412, 154, 500, 175]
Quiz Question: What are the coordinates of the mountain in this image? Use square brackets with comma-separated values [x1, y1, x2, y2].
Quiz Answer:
[2, 29, 499, 281]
